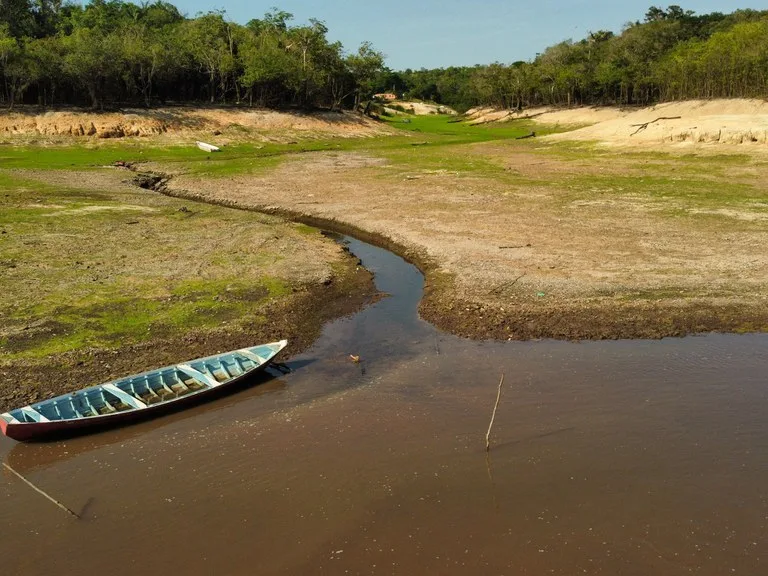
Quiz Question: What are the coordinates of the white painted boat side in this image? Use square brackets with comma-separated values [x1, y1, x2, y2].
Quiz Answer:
[196, 141, 221, 152]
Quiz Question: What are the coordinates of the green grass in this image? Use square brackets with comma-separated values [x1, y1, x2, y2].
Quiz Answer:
[0, 114, 572, 180]
[3, 274, 287, 360]
[371, 115, 565, 175]
[0, 168, 311, 361]
[561, 173, 764, 205]
[2, 283, 278, 359]
[382, 114, 565, 143]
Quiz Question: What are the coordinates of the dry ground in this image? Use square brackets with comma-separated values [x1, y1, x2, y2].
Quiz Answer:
[162, 140, 768, 340]
[468, 99, 768, 148]
[0, 106, 393, 143]
[383, 101, 457, 116]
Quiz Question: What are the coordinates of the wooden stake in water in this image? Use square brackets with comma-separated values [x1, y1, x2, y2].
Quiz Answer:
[3, 462, 79, 519]
[485, 373, 505, 452]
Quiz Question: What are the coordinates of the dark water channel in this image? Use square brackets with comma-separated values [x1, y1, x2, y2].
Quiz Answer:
[1, 236, 767, 575]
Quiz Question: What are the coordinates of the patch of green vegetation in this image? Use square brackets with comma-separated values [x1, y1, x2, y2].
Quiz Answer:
[563, 173, 764, 208]
[380, 143, 506, 175]
[294, 223, 320, 235]
[382, 114, 560, 143]
[532, 139, 761, 170]
[4, 276, 288, 360]
[0, 144, 149, 169]
[0, 167, 312, 361]
[0, 138, 375, 177]
[368, 115, 569, 175]
[0, 172, 117, 226]
[524, 139, 605, 159]
[0, 114, 582, 181]
[167, 115, 572, 177]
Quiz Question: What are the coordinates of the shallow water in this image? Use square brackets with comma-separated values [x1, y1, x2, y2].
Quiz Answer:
[1, 237, 767, 575]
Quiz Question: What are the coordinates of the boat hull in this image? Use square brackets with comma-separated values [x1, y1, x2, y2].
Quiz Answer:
[2, 371, 252, 442]
[1, 342, 286, 442]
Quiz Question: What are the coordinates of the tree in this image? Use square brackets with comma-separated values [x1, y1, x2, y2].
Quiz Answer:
[284, 19, 336, 107]
[120, 21, 172, 106]
[176, 12, 232, 103]
[0, 0, 35, 38]
[346, 41, 384, 110]
[239, 22, 291, 106]
[24, 35, 64, 105]
[63, 25, 121, 108]
[0, 24, 21, 105]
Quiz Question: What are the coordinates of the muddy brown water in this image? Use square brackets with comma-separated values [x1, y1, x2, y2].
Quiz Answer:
[1, 236, 767, 575]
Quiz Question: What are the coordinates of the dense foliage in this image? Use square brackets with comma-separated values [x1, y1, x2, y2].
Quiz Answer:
[385, 6, 768, 111]
[0, 0, 384, 109]
[2, 3, 767, 111]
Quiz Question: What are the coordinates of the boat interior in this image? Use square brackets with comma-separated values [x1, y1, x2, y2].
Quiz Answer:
[3, 344, 282, 424]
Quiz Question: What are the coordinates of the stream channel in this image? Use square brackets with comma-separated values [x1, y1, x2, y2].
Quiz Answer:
[1, 235, 767, 575]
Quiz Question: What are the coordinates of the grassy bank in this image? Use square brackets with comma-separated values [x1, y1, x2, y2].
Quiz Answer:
[0, 157, 380, 410]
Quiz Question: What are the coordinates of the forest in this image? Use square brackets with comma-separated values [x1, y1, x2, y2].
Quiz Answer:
[1, 2, 767, 111]
[397, 6, 768, 111]
[0, 0, 385, 109]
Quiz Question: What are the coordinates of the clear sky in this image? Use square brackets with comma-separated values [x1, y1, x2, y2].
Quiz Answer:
[168, 1, 768, 69]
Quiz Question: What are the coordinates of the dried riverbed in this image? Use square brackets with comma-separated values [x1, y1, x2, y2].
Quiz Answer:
[163, 144, 768, 340]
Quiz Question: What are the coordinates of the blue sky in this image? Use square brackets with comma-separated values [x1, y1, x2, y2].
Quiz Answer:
[168, 1, 768, 69]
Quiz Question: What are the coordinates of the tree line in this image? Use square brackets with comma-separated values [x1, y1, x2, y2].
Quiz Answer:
[0, 0, 384, 109]
[387, 6, 768, 111]
[2, 3, 767, 112]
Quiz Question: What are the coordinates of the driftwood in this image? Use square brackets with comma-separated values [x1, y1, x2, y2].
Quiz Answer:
[489, 272, 526, 295]
[3, 463, 80, 519]
[508, 112, 546, 121]
[630, 116, 682, 136]
[470, 111, 547, 127]
[516, 131, 536, 140]
[485, 373, 505, 452]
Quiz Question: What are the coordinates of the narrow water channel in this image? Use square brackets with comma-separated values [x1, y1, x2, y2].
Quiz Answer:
[1, 236, 767, 576]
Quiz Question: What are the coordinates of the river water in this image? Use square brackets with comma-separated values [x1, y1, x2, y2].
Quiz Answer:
[1, 236, 767, 575]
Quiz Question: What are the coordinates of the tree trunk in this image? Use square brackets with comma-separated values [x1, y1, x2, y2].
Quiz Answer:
[88, 84, 99, 109]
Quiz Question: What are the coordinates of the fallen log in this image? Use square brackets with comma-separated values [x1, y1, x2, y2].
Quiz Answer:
[630, 116, 682, 136]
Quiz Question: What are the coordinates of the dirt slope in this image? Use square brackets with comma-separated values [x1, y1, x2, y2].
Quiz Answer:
[384, 101, 457, 116]
[545, 99, 768, 147]
[0, 107, 393, 141]
[466, 99, 768, 148]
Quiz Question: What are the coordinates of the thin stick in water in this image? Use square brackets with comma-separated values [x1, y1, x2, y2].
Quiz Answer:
[485, 373, 505, 452]
[3, 462, 79, 519]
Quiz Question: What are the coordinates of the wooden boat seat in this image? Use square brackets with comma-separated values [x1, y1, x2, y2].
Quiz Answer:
[237, 350, 268, 366]
[178, 364, 220, 389]
[20, 406, 51, 423]
[103, 384, 147, 409]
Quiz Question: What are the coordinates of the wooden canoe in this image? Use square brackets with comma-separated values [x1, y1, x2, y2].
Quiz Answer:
[0, 341, 287, 442]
